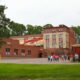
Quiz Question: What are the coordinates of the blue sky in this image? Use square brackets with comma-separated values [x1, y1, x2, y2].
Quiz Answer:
[0, 0, 80, 26]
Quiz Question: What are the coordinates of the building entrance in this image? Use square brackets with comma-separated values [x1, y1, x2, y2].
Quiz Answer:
[38, 53, 43, 58]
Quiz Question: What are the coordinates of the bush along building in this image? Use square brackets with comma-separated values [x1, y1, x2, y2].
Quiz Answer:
[0, 24, 77, 58]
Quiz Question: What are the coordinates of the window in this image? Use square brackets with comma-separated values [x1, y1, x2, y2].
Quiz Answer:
[52, 34, 56, 48]
[66, 34, 69, 48]
[46, 35, 49, 40]
[21, 49, 25, 53]
[45, 35, 50, 48]
[21, 49, 25, 56]
[14, 49, 18, 56]
[5, 48, 10, 55]
[59, 34, 63, 48]
[27, 50, 31, 55]
[59, 42, 63, 48]
[59, 34, 63, 38]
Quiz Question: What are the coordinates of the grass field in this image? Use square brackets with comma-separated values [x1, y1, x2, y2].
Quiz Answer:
[0, 64, 80, 80]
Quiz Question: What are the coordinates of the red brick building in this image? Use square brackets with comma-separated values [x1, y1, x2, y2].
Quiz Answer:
[0, 25, 76, 58]
[0, 35, 46, 58]
[72, 44, 80, 55]
[42, 24, 76, 54]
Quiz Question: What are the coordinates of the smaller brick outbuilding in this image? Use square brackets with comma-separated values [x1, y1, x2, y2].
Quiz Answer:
[0, 38, 46, 58]
[72, 44, 80, 55]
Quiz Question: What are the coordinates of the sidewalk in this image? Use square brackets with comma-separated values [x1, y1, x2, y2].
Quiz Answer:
[0, 58, 79, 64]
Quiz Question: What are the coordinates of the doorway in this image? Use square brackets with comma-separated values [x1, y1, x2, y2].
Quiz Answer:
[38, 53, 43, 58]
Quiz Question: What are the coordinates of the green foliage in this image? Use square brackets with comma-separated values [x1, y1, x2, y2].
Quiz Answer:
[26, 24, 42, 35]
[72, 26, 80, 35]
[43, 24, 53, 29]
[34, 25, 43, 34]
[0, 64, 80, 80]
[0, 5, 10, 38]
[0, 27, 10, 38]
[0, 5, 10, 29]
[0, 5, 6, 13]
[0, 5, 10, 47]
[9, 21, 27, 36]
[26, 24, 34, 34]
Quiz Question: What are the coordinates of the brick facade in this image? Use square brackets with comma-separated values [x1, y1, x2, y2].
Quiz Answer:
[42, 25, 76, 54]
[0, 25, 76, 58]
[0, 38, 46, 58]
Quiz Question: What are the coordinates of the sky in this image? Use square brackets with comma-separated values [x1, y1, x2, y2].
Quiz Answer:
[0, 0, 80, 26]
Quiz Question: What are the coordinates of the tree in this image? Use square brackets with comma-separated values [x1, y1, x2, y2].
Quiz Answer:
[26, 24, 42, 35]
[0, 5, 10, 47]
[26, 24, 34, 34]
[33, 25, 42, 34]
[72, 26, 80, 35]
[43, 24, 53, 29]
[9, 21, 27, 36]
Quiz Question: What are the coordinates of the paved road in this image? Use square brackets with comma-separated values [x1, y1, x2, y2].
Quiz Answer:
[0, 58, 75, 64]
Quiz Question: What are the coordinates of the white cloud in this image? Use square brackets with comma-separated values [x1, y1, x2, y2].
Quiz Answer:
[0, 0, 80, 26]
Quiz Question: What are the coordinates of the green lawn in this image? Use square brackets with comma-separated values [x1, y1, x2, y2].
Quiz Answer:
[0, 64, 80, 80]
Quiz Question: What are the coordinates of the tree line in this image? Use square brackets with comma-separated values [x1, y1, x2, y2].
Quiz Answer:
[0, 5, 43, 37]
